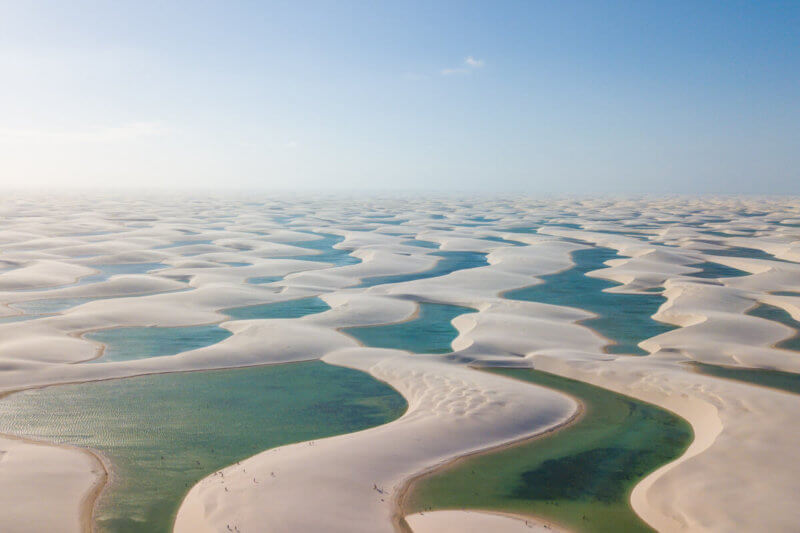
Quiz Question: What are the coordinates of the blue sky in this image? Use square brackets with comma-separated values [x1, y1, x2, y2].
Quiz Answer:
[1, 1, 798, 192]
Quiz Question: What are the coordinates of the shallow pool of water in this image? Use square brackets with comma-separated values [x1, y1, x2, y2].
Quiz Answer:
[405, 368, 692, 532]
[283, 232, 360, 266]
[343, 302, 473, 354]
[481, 236, 526, 246]
[224, 297, 330, 321]
[0, 362, 407, 532]
[246, 275, 283, 284]
[504, 247, 674, 355]
[402, 239, 440, 249]
[690, 261, 750, 279]
[772, 291, 800, 297]
[746, 303, 800, 352]
[500, 226, 539, 234]
[86, 325, 232, 363]
[691, 362, 800, 395]
[704, 246, 793, 263]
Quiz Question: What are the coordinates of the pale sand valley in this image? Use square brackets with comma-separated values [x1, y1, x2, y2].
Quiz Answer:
[0, 193, 798, 532]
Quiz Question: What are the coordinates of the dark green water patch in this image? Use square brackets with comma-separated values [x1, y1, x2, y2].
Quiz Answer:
[453, 222, 488, 228]
[772, 291, 800, 297]
[482, 236, 526, 247]
[705, 246, 793, 263]
[272, 214, 297, 224]
[86, 325, 232, 363]
[699, 230, 737, 238]
[691, 362, 800, 395]
[746, 303, 800, 352]
[406, 368, 692, 532]
[356, 251, 487, 288]
[0, 361, 407, 532]
[689, 261, 750, 279]
[622, 224, 660, 229]
[545, 222, 583, 230]
[504, 247, 675, 355]
[246, 275, 283, 284]
[402, 239, 440, 249]
[343, 302, 473, 354]
[156, 274, 193, 283]
[224, 297, 330, 320]
[501, 226, 539, 234]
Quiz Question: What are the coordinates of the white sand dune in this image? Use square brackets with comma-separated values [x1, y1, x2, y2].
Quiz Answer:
[0, 260, 97, 291]
[405, 510, 563, 532]
[0, 435, 103, 533]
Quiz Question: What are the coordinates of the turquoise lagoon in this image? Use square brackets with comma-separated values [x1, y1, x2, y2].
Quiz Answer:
[0, 362, 406, 532]
[224, 296, 330, 321]
[86, 325, 231, 363]
[505, 247, 675, 355]
[402, 239, 440, 249]
[343, 302, 473, 354]
[283, 232, 360, 266]
[86, 297, 333, 363]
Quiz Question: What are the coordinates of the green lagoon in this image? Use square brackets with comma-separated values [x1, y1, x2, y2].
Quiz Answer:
[86, 325, 231, 363]
[405, 368, 692, 532]
[85, 297, 332, 364]
[691, 362, 800, 395]
[223, 296, 330, 321]
[0, 362, 407, 532]
[505, 247, 675, 355]
[343, 302, 473, 354]
[690, 261, 749, 279]
[746, 303, 800, 352]
[283, 232, 360, 266]
[689, 302, 800, 394]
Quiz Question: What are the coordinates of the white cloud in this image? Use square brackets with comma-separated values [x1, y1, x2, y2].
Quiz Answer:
[440, 56, 485, 76]
[465, 56, 485, 68]
[0, 121, 169, 144]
